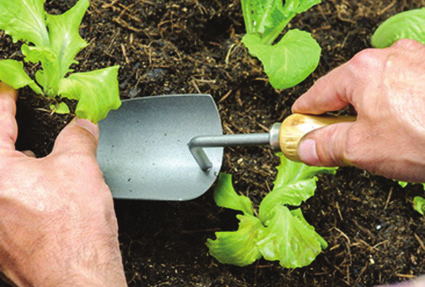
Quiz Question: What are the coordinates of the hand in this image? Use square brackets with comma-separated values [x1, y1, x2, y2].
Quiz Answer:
[377, 275, 425, 287]
[0, 83, 127, 286]
[292, 39, 425, 183]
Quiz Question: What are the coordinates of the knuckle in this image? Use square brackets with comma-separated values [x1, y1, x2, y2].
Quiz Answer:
[348, 48, 379, 70]
[391, 38, 423, 49]
[53, 151, 95, 169]
[341, 126, 365, 167]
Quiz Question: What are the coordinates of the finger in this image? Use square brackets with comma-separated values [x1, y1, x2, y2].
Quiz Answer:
[51, 118, 99, 158]
[0, 83, 18, 151]
[292, 47, 386, 115]
[292, 65, 353, 115]
[297, 122, 356, 167]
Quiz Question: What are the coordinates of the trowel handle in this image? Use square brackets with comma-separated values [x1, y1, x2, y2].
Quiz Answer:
[279, 114, 356, 161]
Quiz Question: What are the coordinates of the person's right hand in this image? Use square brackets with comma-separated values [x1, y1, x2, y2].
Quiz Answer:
[292, 39, 425, 183]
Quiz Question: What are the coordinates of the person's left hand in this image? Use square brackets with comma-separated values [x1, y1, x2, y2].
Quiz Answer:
[0, 83, 127, 286]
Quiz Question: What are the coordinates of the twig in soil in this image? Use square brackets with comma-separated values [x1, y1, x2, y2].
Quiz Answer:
[113, 18, 142, 32]
[225, 43, 236, 65]
[254, 77, 268, 83]
[384, 187, 393, 209]
[101, 0, 119, 9]
[333, 1, 356, 24]
[256, 122, 269, 133]
[372, 240, 389, 250]
[377, 0, 396, 16]
[335, 201, 344, 221]
[354, 262, 369, 285]
[218, 90, 232, 103]
[396, 274, 415, 279]
[121, 43, 130, 64]
[414, 233, 425, 252]
[111, 3, 142, 32]
[191, 79, 202, 93]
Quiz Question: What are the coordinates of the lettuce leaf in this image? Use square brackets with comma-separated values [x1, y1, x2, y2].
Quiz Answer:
[212, 173, 254, 215]
[0, 0, 49, 46]
[0, 60, 42, 94]
[242, 30, 321, 90]
[397, 181, 425, 215]
[207, 155, 336, 268]
[413, 196, 425, 215]
[0, 0, 121, 123]
[371, 8, 425, 48]
[240, 0, 321, 90]
[241, 0, 321, 45]
[58, 66, 121, 123]
[257, 206, 324, 268]
[206, 214, 263, 266]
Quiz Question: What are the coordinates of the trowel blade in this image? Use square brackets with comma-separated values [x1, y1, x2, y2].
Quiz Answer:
[97, 94, 223, 201]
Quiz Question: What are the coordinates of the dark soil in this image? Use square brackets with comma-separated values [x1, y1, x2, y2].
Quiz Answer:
[2, 0, 425, 286]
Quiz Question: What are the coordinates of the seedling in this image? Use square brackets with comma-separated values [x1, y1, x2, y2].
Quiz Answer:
[241, 0, 322, 89]
[398, 181, 425, 215]
[0, 0, 121, 123]
[371, 7, 425, 48]
[206, 155, 336, 268]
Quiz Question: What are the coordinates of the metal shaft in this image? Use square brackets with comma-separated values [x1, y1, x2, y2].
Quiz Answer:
[188, 123, 281, 171]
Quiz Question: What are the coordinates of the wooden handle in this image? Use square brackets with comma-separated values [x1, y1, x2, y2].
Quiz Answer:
[279, 114, 356, 161]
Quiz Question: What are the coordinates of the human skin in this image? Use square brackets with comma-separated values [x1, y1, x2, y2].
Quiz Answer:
[294, 39, 425, 287]
[0, 83, 127, 286]
[293, 39, 425, 183]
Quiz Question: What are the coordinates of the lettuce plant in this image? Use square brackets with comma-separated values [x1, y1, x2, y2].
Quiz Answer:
[371, 8, 425, 48]
[398, 181, 425, 215]
[241, 0, 322, 89]
[0, 0, 121, 123]
[206, 155, 336, 268]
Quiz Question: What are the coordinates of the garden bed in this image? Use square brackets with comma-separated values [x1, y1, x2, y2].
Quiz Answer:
[2, 0, 425, 286]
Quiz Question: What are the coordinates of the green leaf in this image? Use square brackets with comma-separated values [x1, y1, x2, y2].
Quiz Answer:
[398, 181, 409, 188]
[213, 174, 254, 215]
[207, 155, 333, 268]
[0, 60, 42, 94]
[284, 0, 322, 14]
[45, 0, 89, 81]
[274, 155, 337, 188]
[242, 29, 321, 90]
[25, 0, 90, 96]
[413, 196, 425, 215]
[371, 8, 425, 48]
[21, 45, 57, 65]
[291, 208, 327, 249]
[58, 66, 121, 123]
[0, 0, 50, 46]
[206, 214, 263, 266]
[259, 178, 317, 221]
[241, 0, 321, 44]
[257, 206, 324, 268]
[259, 155, 336, 220]
[50, 102, 71, 114]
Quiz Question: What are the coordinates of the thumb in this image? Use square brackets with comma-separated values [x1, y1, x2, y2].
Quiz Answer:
[297, 122, 354, 167]
[51, 118, 100, 157]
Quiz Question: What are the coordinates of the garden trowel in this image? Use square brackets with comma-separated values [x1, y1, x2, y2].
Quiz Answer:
[97, 94, 354, 201]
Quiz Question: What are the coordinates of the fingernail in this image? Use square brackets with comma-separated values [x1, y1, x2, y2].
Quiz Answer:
[74, 118, 99, 139]
[298, 139, 320, 165]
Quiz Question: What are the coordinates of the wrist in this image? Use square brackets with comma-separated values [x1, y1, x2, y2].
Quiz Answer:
[3, 232, 127, 287]
[37, 240, 127, 287]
